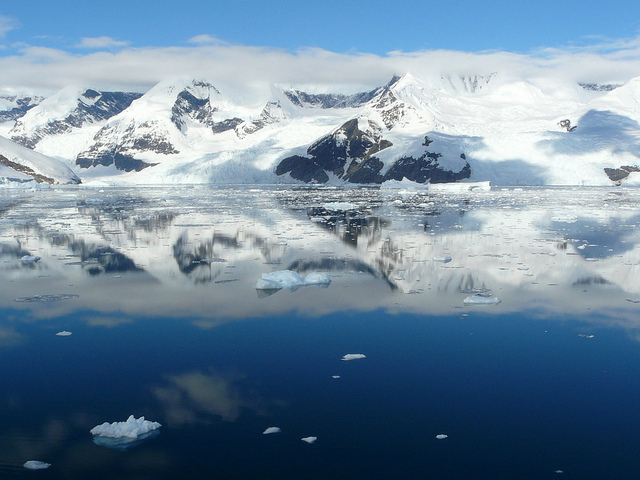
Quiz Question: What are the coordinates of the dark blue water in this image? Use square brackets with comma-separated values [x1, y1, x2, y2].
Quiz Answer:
[2, 305, 640, 479]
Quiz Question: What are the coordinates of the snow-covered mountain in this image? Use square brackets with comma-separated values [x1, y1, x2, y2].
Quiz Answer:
[1, 72, 640, 186]
[0, 135, 81, 184]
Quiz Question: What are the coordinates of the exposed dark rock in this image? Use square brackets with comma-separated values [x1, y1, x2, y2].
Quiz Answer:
[0, 153, 55, 184]
[578, 83, 621, 92]
[558, 119, 577, 132]
[0, 95, 43, 123]
[604, 165, 640, 182]
[384, 154, 471, 184]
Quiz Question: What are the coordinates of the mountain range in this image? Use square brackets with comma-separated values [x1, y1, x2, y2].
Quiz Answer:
[1, 72, 639, 186]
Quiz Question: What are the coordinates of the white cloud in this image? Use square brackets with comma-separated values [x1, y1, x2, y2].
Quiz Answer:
[1, 34, 640, 99]
[187, 34, 227, 46]
[0, 14, 18, 38]
[75, 36, 130, 49]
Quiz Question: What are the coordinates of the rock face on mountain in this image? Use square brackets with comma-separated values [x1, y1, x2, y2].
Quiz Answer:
[9, 89, 141, 149]
[0, 95, 43, 124]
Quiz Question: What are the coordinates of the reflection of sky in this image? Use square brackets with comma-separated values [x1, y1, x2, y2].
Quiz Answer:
[2, 186, 640, 327]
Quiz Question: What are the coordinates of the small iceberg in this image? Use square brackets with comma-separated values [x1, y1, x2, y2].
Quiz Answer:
[263, 427, 281, 434]
[56, 331, 72, 336]
[15, 294, 79, 303]
[20, 255, 41, 264]
[23, 461, 50, 470]
[436, 434, 448, 440]
[255, 270, 331, 292]
[90, 415, 161, 450]
[433, 256, 452, 263]
[301, 436, 317, 444]
[341, 354, 366, 361]
[463, 295, 501, 305]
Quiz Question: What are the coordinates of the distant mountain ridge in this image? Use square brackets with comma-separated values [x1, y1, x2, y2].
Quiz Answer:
[0, 73, 639, 186]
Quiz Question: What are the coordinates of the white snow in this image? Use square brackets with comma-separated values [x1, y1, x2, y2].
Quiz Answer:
[255, 270, 331, 290]
[463, 295, 501, 305]
[301, 436, 317, 444]
[23, 461, 51, 470]
[341, 354, 366, 361]
[90, 415, 161, 439]
[262, 427, 281, 434]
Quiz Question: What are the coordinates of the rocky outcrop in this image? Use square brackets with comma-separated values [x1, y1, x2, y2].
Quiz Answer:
[604, 165, 640, 182]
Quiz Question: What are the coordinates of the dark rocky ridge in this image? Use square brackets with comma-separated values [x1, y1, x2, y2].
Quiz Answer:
[0, 96, 43, 124]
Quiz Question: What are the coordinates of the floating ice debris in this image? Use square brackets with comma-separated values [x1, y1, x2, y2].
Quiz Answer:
[56, 331, 72, 336]
[323, 202, 357, 211]
[341, 354, 366, 361]
[555, 470, 564, 474]
[301, 436, 317, 444]
[20, 255, 41, 264]
[436, 434, 448, 440]
[23, 461, 51, 470]
[463, 295, 501, 305]
[626, 298, 640, 303]
[15, 294, 79, 303]
[578, 334, 595, 339]
[428, 181, 490, 193]
[255, 270, 331, 291]
[90, 415, 161, 445]
[433, 256, 452, 263]
[263, 427, 281, 434]
[332, 375, 341, 379]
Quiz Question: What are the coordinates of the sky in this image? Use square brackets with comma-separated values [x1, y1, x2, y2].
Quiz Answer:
[1, 0, 639, 98]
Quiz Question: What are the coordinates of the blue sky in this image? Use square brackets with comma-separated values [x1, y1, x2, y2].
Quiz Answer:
[2, 0, 639, 54]
[0, 0, 639, 96]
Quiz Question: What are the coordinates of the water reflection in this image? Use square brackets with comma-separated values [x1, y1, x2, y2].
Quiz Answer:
[1, 186, 640, 327]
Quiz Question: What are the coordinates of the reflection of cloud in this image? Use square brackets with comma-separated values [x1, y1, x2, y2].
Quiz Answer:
[0, 326, 24, 347]
[85, 316, 132, 328]
[153, 370, 266, 425]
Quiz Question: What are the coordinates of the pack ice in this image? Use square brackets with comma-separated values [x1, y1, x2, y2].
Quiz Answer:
[255, 270, 331, 291]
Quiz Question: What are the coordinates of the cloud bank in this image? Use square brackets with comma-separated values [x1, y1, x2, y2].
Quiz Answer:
[0, 35, 639, 101]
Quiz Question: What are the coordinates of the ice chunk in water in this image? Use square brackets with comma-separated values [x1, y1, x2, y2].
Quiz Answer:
[436, 434, 448, 440]
[263, 427, 281, 434]
[463, 295, 501, 305]
[23, 461, 51, 470]
[255, 270, 331, 291]
[20, 255, 40, 264]
[91, 415, 161, 439]
[56, 331, 72, 336]
[341, 354, 366, 361]
[301, 436, 317, 444]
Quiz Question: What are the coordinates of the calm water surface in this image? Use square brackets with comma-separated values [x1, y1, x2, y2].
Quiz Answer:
[1, 185, 640, 479]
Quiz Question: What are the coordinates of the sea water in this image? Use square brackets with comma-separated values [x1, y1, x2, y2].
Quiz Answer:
[1, 185, 640, 479]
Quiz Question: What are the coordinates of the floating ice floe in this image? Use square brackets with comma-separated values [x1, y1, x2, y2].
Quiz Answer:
[332, 375, 341, 379]
[436, 434, 448, 440]
[15, 294, 79, 303]
[23, 461, 51, 470]
[341, 354, 366, 361]
[301, 436, 317, 444]
[56, 331, 72, 336]
[263, 427, 281, 434]
[20, 255, 41, 264]
[255, 270, 331, 292]
[433, 256, 452, 263]
[463, 295, 501, 305]
[323, 202, 358, 211]
[90, 415, 161, 450]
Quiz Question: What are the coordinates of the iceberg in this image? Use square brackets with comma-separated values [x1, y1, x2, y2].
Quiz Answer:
[23, 461, 51, 470]
[436, 434, 448, 440]
[255, 270, 331, 291]
[463, 295, 501, 305]
[56, 331, 72, 336]
[341, 354, 366, 361]
[90, 415, 161, 450]
[262, 427, 281, 434]
[15, 294, 79, 303]
[301, 436, 317, 444]
[20, 255, 41, 264]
